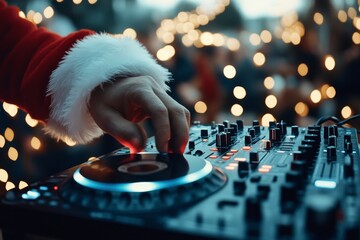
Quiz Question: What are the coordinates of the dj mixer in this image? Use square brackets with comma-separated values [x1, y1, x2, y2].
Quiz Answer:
[0, 119, 359, 240]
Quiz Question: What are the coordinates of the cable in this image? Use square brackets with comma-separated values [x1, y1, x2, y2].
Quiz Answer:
[315, 114, 360, 134]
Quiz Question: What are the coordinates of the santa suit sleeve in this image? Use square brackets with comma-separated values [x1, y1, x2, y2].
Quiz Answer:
[0, 0, 170, 144]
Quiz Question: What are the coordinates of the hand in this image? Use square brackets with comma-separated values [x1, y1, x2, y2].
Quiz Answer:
[88, 76, 190, 153]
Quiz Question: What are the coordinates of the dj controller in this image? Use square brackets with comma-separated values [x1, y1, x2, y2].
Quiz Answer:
[0, 119, 359, 240]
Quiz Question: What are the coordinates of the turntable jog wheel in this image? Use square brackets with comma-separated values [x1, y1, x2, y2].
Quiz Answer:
[60, 153, 227, 212]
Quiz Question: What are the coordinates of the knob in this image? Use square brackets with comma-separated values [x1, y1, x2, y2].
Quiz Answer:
[236, 119, 244, 131]
[305, 193, 339, 236]
[216, 132, 228, 149]
[328, 126, 338, 137]
[264, 140, 271, 150]
[188, 141, 195, 150]
[280, 183, 297, 203]
[230, 123, 238, 134]
[269, 121, 276, 129]
[249, 128, 256, 138]
[217, 124, 225, 133]
[291, 126, 299, 136]
[238, 162, 249, 178]
[280, 121, 287, 135]
[234, 180, 246, 195]
[244, 135, 252, 146]
[254, 125, 261, 135]
[252, 120, 260, 126]
[290, 160, 307, 175]
[269, 128, 281, 142]
[285, 171, 303, 187]
[245, 196, 262, 221]
[328, 135, 337, 147]
[200, 129, 208, 139]
[249, 152, 259, 165]
[323, 126, 329, 140]
[327, 146, 336, 159]
[223, 120, 230, 129]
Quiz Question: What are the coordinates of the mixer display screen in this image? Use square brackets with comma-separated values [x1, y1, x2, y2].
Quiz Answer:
[0, 120, 359, 240]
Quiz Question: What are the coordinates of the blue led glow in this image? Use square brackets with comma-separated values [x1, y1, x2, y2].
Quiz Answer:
[314, 180, 337, 189]
[73, 160, 213, 193]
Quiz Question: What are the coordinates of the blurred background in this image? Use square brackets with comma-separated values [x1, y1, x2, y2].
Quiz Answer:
[0, 0, 359, 194]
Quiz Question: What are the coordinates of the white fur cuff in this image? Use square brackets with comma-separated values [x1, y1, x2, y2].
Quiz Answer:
[45, 34, 171, 144]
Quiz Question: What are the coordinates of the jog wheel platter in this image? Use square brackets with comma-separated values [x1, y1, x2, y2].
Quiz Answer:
[60, 153, 227, 212]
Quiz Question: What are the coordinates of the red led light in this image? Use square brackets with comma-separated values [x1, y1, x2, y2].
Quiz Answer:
[222, 156, 231, 160]
[53, 186, 59, 191]
[210, 147, 218, 151]
[242, 146, 251, 151]
[209, 155, 218, 159]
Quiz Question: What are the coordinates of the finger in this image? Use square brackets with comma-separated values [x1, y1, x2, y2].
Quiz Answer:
[91, 106, 147, 153]
[133, 89, 171, 153]
[154, 90, 190, 153]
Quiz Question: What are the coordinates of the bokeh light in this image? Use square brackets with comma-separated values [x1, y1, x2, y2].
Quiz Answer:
[324, 55, 336, 70]
[295, 102, 309, 117]
[233, 86, 246, 99]
[341, 106, 352, 119]
[297, 63, 308, 76]
[223, 65, 236, 79]
[310, 90, 322, 103]
[194, 101, 207, 113]
[264, 76, 275, 89]
[261, 113, 276, 126]
[265, 95, 277, 108]
[253, 52, 266, 66]
[231, 104, 243, 116]
[8, 147, 18, 161]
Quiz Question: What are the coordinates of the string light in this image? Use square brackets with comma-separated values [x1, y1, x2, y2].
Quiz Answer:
[30, 137, 41, 150]
[0, 169, 8, 182]
[8, 147, 19, 161]
[0, 135, 5, 148]
[4, 128, 14, 142]
[5, 182, 15, 191]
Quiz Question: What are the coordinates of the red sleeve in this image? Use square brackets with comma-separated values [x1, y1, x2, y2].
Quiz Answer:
[0, 0, 95, 121]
